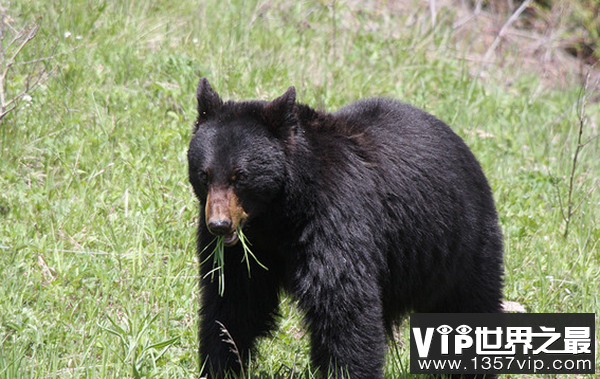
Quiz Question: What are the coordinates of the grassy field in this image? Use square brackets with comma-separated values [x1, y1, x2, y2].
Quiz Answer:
[1, 0, 598, 378]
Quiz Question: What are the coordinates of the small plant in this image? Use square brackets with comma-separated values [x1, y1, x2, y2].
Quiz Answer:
[555, 72, 599, 239]
[201, 227, 267, 296]
[99, 312, 180, 379]
[216, 321, 246, 379]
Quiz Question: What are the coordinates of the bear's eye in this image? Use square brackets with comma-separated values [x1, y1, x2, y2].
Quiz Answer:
[199, 171, 210, 184]
[232, 171, 247, 184]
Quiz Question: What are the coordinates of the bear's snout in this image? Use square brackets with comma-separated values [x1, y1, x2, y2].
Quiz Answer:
[207, 218, 233, 236]
[205, 186, 248, 246]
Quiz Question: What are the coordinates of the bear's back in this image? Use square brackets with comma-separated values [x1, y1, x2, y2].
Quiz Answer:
[331, 98, 480, 178]
[328, 97, 497, 241]
[333, 97, 456, 143]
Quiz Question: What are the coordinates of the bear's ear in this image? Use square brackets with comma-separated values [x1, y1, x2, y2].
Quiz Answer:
[195, 78, 223, 127]
[262, 86, 297, 136]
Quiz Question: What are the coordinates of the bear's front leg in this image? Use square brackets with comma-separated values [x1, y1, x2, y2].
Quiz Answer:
[199, 246, 280, 379]
[294, 244, 387, 379]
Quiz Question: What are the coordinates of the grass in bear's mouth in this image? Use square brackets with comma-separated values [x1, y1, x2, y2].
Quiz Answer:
[201, 227, 267, 296]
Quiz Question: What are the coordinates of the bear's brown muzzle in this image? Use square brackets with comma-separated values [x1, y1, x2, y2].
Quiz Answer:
[205, 186, 248, 246]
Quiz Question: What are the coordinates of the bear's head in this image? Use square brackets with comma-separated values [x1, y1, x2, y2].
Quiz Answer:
[188, 78, 297, 246]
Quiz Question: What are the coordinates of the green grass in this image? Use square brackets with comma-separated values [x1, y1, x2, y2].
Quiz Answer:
[202, 226, 266, 296]
[1, 0, 598, 378]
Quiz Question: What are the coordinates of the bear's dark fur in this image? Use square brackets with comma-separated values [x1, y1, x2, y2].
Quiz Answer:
[188, 78, 504, 379]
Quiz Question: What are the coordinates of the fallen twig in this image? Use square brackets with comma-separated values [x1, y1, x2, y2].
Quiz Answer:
[482, 0, 535, 64]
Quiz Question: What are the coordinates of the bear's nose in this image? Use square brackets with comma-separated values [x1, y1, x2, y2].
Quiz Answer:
[207, 219, 233, 236]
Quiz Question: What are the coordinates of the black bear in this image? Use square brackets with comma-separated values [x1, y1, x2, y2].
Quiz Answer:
[188, 78, 504, 379]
